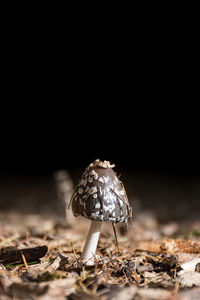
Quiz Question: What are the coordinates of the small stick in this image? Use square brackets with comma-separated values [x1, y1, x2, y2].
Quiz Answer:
[21, 252, 28, 270]
[0, 245, 48, 265]
[112, 222, 119, 253]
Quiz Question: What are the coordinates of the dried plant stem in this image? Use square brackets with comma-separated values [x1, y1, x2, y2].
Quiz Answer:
[21, 252, 28, 270]
[112, 222, 119, 253]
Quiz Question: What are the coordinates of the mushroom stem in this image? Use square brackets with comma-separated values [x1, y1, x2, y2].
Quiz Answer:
[80, 220, 102, 264]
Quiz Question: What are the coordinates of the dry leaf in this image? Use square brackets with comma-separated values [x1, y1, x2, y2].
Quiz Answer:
[177, 271, 200, 287]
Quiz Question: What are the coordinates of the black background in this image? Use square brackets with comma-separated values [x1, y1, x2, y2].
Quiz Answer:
[1, 12, 199, 177]
[1, 50, 199, 177]
[1, 102, 199, 177]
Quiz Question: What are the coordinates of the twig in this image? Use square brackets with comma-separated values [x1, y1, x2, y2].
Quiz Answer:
[112, 222, 119, 254]
[21, 252, 28, 270]
[70, 242, 77, 259]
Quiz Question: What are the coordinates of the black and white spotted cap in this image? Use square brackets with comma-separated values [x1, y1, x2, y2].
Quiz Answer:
[71, 159, 132, 225]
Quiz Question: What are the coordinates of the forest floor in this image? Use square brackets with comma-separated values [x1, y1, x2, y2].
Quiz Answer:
[0, 210, 200, 300]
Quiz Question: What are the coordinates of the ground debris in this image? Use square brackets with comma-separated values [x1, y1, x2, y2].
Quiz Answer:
[178, 258, 200, 275]
[0, 245, 48, 265]
[39, 253, 69, 271]
[177, 271, 200, 287]
[170, 287, 200, 300]
[39, 277, 76, 299]
[102, 285, 171, 300]
[8, 282, 48, 299]
[161, 239, 200, 254]
[0, 211, 200, 299]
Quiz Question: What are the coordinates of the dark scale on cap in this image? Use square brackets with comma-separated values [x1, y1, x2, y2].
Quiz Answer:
[71, 159, 132, 225]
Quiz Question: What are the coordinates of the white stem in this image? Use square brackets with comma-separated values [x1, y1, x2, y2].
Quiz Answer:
[80, 221, 102, 264]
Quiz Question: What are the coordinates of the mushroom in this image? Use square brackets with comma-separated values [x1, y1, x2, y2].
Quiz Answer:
[70, 159, 132, 265]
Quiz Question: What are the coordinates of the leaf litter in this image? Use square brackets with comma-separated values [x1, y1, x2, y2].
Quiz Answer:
[0, 211, 200, 300]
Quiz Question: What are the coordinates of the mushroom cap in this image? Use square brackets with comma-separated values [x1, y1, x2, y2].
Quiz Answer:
[71, 159, 132, 224]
